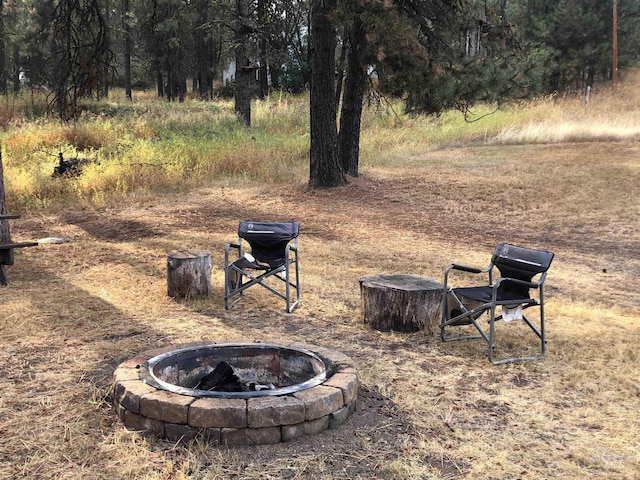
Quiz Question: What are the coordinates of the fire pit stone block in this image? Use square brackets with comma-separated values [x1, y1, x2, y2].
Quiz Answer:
[304, 416, 331, 435]
[281, 423, 305, 441]
[324, 372, 358, 404]
[112, 366, 141, 382]
[123, 409, 165, 435]
[165, 423, 202, 443]
[330, 404, 351, 429]
[294, 385, 344, 420]
[113, 380, 157, 414]
[188, 398, 247, 428]
[140, 390, 194, 424]
[221, 426, 282, 446]
[203, 428, 221, 444]
[247, 396, 306, 428]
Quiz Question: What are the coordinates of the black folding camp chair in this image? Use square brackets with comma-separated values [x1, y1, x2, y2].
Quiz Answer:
[440, 243, 554, 365]
[224, 221, 300, 312]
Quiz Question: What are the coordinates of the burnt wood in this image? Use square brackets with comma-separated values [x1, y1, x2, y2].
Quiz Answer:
[196, 361, 247, 392]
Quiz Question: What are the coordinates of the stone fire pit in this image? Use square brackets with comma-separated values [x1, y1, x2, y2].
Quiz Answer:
[112, 340, 358, 445]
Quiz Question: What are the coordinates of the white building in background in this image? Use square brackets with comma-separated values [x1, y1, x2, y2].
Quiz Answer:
[222, 60, 264, 85]
[223, 60, 236, 84]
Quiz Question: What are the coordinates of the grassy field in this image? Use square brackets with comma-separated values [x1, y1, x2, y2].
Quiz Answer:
[0, 73, 639, 479]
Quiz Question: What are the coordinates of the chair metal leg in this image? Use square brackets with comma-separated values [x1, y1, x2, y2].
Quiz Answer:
[0, 265, 8, 286]
[224, 261, 300, 312]
[224, 264, 244, 310]
[489, 308, 546, 365]
[441, 289, 487, 343]
[488, 306, 497, 364]
[443, 291, 546, 365]
[284, 257, 300, 312]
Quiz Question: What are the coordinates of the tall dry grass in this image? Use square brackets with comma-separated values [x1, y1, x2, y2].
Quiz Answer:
[490, 69, 640, 145]
[0, 92, 310, 211]
[3, 70, 640, 212]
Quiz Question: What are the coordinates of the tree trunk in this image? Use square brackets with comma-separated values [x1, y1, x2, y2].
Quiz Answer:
[57, 0, 73, 120]
[309, 0, 345, 189]
[335, 27, 348, 109]
[156, 69, 163, 97]
[12, 43, 19, 93]
[167, 250, 212, 299]
[122, 0, 132, 101]
[338, 15, 367, 178]
[166, 67, 174, 101]
[235, 0, 252, 125]
[0, 151, 10, 286]
[194, 0, 211, 100]
[0, 0, 6, 95]
[179, 75, 186, 102]
[257, 0, 268, 100]
[359, 274, 444, 335]
[102, 2, 110, 99]
[258, 56, 268, 100]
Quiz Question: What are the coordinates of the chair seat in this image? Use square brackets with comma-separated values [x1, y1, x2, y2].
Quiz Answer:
[231, 257, 285, 271]
[453, 286, 535, 305]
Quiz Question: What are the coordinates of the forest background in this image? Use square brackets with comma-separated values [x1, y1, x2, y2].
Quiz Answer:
[0, 0, 637, 119]
[0, 0, 638, 189]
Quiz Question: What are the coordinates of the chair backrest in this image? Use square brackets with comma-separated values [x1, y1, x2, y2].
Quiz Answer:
[238, 221, 299, 267]
[492, 243, 554, 297]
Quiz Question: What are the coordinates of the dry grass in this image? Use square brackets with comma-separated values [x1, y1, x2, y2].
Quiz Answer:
[1, 71, 640, 480]
[1, 131, 639, 479]
[491, 70, 640, 146]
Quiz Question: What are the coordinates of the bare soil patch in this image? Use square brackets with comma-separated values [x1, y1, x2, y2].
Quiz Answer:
[1, 141, 638, 479]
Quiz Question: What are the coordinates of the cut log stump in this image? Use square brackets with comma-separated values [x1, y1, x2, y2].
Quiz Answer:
[167, 249, 212, 299]
[359, 274, 444, 335]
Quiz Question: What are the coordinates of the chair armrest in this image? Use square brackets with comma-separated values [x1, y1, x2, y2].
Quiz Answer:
[226, 242, 241, 251]
[443, 263, 492, 290]
[448, 264, 483, 274]
[498, 268, 548, 290]
[224, 242, 242, 267]
[494, 276, 539, 291]
[443, 263, 493, 291]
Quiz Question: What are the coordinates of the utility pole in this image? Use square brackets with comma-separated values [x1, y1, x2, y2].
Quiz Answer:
[613, 0, 618, 91]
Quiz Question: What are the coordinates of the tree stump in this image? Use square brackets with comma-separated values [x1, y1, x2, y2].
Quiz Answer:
[359, 274, 444, 335]
[167, 250, 212, 299]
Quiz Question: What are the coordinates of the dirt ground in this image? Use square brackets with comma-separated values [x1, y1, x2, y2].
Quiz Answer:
[1, 141, 639, 479]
